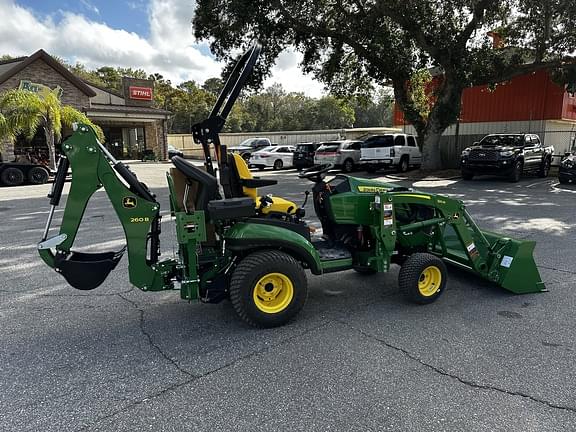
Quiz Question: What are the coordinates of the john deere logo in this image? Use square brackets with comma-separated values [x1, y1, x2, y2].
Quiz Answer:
[122, 196, 137, 209]
[19, 80, 63, 99]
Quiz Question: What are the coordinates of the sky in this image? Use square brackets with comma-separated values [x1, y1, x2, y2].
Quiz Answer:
[0, 0, 325, 97]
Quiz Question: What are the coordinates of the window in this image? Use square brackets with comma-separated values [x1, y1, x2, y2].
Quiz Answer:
[407, 136, 417, 147]
[363, 135, 394, 148]
[276, 147, 289, 153]
[349, 142, 362, 150]
[394, 135, 406, 146]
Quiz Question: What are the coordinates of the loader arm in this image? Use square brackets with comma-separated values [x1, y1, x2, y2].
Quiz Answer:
[373, 191, 545, 294]
[38, 124, 177, 291]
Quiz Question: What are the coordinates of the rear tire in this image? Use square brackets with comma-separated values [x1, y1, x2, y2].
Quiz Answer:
[398, 156, 409, 173]
[273, 159, 283, 170]
[461, 170, 474, 180]
[399, 253, 447, 304]
[1, 167, 25, 186]
[28, 166, 49, 185]
[538, 157, 551, 178]
[230, 251, 308, 328]
[342, 158, 354, 173]
[509, 160, 523, 182]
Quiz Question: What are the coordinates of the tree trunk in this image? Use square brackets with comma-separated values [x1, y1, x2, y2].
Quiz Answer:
[421, 130, 443, 170]
[44, 127, 57, 172]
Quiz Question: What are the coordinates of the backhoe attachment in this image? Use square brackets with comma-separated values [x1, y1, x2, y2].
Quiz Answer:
[38, 123, 177, 292]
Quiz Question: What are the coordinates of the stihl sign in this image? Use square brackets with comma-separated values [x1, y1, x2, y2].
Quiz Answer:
[129, 86, 153, 100]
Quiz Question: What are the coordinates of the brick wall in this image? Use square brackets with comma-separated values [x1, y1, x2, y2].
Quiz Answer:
[0, 58, 91, 160]
[144, 120, 167, 161]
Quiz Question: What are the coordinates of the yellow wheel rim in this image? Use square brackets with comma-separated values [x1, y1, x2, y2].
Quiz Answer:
[418, 266, 442, 297]
[253, 273, 294, 314]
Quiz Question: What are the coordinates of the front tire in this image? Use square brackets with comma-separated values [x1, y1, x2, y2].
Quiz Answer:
[342, 158, 354, 173]
[1, 167, 25, 186]
[509, 160, 523, 183]
[399, 253, 447, 304]
[273, 159, 283, 170]
[538, 157, 551, 178]
[230, 251, 308, 328]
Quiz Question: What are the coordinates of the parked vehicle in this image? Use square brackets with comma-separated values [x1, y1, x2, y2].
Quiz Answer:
[360, 134, 421, 173]
[293, 142, 322, 171]
[559, 139, 576, 184]
[228, 138, 272, 160]
[461, 134, 554, 182]
[0, 153, 51, 186]
[313, 140, 362, 173]
[249, 145, 296, 170]
[167, 144, 184, 160]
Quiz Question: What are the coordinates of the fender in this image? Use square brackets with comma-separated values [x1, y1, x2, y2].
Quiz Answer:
[224, 222, 323, 274]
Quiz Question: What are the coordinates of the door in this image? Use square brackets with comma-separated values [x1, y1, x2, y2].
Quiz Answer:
[524, 135, 541, 168]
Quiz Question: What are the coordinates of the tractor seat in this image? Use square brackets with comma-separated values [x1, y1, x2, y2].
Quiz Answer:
[171, 156, 220, 212]
[222, 153, 300, 216]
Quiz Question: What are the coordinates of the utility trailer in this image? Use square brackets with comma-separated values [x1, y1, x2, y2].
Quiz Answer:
[37, 44, 546, 328]
[0, 162, 50, 186]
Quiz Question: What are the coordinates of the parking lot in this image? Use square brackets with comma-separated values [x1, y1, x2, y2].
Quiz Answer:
[1, 163, 576, 431]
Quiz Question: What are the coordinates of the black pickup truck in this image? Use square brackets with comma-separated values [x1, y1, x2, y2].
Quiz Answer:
[460, 134, 554, 182]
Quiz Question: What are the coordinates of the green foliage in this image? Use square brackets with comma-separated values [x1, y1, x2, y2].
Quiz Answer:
[408, 69, 433, 120]
[193, 0, 576, 168]
[0, 89, 103, 169]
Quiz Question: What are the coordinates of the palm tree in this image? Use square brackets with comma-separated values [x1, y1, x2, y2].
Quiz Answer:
[0, 89, 103, 170]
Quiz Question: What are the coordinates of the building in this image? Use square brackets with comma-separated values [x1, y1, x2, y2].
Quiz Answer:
[0, 49, 170, 161]
[394, 70, 576, 166]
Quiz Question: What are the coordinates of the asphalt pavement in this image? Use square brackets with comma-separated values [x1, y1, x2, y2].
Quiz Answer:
[1, 162, 575, 431]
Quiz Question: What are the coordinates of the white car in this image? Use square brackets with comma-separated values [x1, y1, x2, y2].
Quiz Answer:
[361, 134, 422, 173]
[249, 146, 296, 170]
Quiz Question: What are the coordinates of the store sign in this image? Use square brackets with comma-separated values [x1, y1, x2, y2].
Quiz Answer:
[129, 86, 153, 100]
[19, 80, 63, 99]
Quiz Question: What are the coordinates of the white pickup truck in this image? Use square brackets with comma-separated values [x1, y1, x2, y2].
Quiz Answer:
[360, 134, 422, 173]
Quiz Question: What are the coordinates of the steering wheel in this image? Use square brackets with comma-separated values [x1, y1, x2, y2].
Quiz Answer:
[209, 43, 261, 121]
[298, 164, 334, 182]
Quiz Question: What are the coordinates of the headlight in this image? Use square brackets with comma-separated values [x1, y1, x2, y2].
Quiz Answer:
[500, 150, 515, 157]
[562, 159, 575, 168]
[461, 148, 471, 156]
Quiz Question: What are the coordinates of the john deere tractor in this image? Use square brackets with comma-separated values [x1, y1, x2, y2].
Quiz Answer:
[38, 44, 545, 328]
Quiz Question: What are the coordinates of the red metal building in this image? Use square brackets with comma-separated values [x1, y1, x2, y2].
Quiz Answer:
[394, 70, 576, 166]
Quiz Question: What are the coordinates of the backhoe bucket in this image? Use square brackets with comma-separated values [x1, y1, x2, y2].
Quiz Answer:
[54, 247, 126, 291]
[482, 232, 546, 294]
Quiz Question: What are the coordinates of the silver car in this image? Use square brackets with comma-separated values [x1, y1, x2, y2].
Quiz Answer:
[313, 140, 363, 173]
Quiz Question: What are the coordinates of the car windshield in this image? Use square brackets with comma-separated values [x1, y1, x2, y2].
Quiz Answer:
[255, 146, 274, 153]
[238, 138, 261, 148]
[480, 135, 524, 147]
[296, 144, 313, 151]
[362, 135, 395, 148]
[317, 144, 340, 152]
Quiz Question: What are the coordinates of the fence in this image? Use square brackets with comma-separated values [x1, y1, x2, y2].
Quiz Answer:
[169, 127, 576, 167]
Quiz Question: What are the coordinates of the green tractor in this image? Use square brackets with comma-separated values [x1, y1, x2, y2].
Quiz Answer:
[38, 44, 546, 328]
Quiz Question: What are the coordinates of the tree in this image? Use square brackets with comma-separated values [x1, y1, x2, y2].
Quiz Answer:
[0, 89, 103, 170]
[194, 0, 576, 169]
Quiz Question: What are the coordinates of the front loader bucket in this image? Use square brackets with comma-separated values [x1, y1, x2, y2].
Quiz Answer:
[440, 226, 546, 295]
[482, 232, 546, 294]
